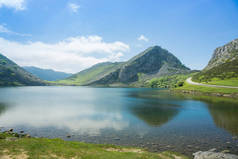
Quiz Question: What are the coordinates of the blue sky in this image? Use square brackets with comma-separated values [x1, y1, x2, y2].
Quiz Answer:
[0, 0, 238, 73]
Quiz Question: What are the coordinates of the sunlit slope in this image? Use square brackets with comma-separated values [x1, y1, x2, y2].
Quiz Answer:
[56, 62, 123, 85]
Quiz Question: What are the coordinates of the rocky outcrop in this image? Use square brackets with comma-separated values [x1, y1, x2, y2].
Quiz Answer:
[193, 149, 238, 159]
[205, 39, 238, 71]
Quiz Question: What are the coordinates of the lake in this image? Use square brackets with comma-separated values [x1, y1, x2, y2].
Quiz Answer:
[0, 87, 238, 157]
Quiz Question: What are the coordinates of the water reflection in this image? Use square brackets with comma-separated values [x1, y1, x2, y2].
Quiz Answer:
[130, 102, 180, 126]
[0, 104, 129, 136]
[0, 103, 8, 115]
[0, 87, 131, 136]
[127, 89, 181, 126]
[194, 96, 238, 136]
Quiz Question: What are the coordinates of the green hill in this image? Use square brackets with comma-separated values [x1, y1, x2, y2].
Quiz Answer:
[59, 46, 190, 86]
[192, 39, 238, 86]
[0, 54, 45, 86]
[56, 62, 124, 85]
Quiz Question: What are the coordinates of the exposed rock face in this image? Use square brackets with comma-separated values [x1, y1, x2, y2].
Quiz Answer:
[118, 46, 189, 83]
[205, 39, 238, 71]
[90, 46, 190, 85]
[193, 149, 238, 159]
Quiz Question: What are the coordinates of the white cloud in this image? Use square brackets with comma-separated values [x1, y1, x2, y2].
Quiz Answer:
[68, 3, 80, 13]
[0, 35, 130, 73]
[0, 0, 26, 10]
[138, 35, 149, 42]
[0, 24, 31, 37]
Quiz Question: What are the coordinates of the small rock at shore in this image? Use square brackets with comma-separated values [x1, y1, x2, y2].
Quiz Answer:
[193, 149, 238, 159]
[20, 131, 24, 133]
[67, 135, 71, 138]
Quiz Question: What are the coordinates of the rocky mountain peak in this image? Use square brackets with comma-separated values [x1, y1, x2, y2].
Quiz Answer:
[205, 38, 238, 70]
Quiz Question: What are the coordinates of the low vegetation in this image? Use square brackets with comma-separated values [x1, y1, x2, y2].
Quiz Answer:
[176, 82, 238, 94]
[201, 78, 238, 87]
[0, 132, 188, 159]
[145, 72, 198, 88]
[192, 59, 238, 86]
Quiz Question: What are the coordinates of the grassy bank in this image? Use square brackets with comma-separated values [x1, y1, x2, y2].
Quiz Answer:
[0, 132, 188, 159]
[176, 82, 238, 94]
[200, 78, 238, 87]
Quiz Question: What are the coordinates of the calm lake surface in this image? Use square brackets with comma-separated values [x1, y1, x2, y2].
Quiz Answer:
[0, 87, 238, 156]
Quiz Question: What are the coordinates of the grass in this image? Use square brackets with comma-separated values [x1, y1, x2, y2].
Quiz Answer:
[54, 62, 122, 86]
[130, 72, 198, 88]
[201, 78, 238, 87]
[176, 82, 238, 94]
[0, 132, 188, 159]
[193, 59, 238, 84]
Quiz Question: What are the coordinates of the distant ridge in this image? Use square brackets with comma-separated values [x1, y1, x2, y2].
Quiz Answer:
[23, 66, 72, 81]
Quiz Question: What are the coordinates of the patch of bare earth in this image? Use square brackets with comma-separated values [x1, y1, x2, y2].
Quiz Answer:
[40, 154, 77, 159]
[0, 149, 28, 159]
[106, 148, 144, 153]
[158, 153, 183, 159]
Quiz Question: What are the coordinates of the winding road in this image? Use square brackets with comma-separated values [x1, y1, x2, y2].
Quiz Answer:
[186, 77, 238, 89]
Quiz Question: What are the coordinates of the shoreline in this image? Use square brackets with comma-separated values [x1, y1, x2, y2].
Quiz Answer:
[1, 130, 238, 159]
[172, 89, 238, 98]
[0, 130, 189, 159]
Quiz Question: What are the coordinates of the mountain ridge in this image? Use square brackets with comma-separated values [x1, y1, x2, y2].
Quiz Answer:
[23, 66, 72, 81]
[60, 46, 190, 86]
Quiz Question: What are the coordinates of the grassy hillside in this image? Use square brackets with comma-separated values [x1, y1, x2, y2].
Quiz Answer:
[0, 54, 45, 86]
[55, 62, 123, 85]
[0, 132, 188, 159]
[176, 82, 238, 94]
[192, 59, 238, 86]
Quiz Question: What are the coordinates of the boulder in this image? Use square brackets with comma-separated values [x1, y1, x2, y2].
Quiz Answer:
[193, 149, 238, 159]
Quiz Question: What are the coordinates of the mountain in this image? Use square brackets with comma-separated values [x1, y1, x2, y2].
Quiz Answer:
[23, 66, 72, 81]
[0, 54, 45, 86]
[60, 46, 190, 86]
[90, 46, 190, 85]
[204, 39, 238, 71]
[193, 39, 238, 82]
